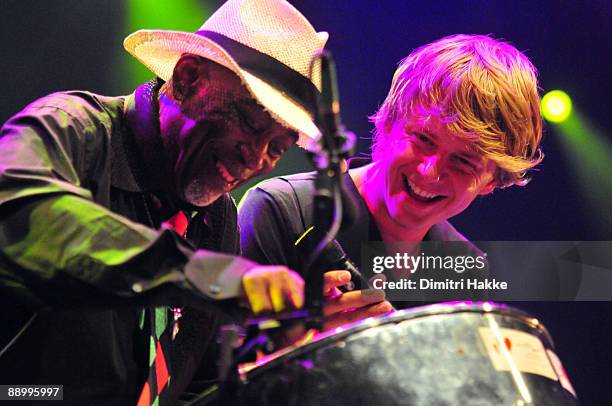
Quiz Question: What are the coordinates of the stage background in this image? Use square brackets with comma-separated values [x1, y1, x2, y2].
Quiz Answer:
[1, 1, 610, 403]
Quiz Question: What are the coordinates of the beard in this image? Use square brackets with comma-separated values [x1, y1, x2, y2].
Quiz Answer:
[177, 120, 246, 207]
[164, 91, 255, 207]
[182, 176, 224, 207]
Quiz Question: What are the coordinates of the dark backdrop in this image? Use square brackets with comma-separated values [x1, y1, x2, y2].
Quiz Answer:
[1, 1, 610, 403]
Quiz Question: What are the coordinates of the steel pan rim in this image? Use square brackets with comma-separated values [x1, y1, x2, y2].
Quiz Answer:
[243, 301, 553, 380]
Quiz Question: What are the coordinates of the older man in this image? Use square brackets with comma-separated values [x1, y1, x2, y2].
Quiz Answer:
[239, 34, 543, 323]
[0, 0, 327, 404]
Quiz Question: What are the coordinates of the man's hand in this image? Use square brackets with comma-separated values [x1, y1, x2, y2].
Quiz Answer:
[242, 266, 304, 315]
[262, 270, 393, 349]
[238, 270, 393, 357]
[322, 270, 393, 331]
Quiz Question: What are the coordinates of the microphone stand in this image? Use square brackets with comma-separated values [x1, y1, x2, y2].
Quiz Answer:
[205, 50, 355, 406]
[304, 50, 355, 330]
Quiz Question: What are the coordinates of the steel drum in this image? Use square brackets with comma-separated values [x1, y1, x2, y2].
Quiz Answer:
[227, 302, 579, 406]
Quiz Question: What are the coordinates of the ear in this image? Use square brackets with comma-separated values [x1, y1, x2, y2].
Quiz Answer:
[478, 179, 497, 195]
[171, 54, 209, 101]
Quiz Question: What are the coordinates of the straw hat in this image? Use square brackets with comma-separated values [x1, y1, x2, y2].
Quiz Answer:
[123, 0, 328, 147]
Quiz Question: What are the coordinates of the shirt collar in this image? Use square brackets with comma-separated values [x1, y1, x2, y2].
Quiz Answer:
[111, 79, 165, 193]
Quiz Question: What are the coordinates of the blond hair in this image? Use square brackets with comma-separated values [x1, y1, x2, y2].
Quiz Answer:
[371, 34, 543, 187]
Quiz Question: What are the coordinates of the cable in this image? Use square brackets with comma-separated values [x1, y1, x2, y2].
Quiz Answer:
[0, 312, 38, 358]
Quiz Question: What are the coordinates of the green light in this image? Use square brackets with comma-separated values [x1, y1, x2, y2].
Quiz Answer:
[541, 90, 573, 123]
[121, 0, 212, 89]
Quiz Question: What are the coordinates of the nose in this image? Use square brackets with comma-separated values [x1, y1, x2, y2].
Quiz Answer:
[237, 142, 269, 172]
[417, 155, 441, 181]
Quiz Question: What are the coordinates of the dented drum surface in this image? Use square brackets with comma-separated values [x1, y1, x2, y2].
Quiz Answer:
[235, 302, 579, 406]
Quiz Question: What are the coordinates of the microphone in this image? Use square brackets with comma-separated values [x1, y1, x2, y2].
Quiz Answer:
[323, 241, 394, 310]
[315, 51, 356, 156]
[299, 230, 371, 291]
[319, 51, 342, 140]
[327, 240, 372, 291]
[319, 51, 358, 232]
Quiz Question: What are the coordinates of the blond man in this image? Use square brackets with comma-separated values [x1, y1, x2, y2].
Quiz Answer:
[239, 34, 543, 321]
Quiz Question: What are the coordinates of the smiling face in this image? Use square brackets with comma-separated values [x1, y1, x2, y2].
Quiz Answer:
[159, 56, 297, 207]
[373, 116, 497, 233]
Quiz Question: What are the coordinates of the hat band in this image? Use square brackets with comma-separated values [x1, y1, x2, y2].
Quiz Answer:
[196, 30, 318, 116]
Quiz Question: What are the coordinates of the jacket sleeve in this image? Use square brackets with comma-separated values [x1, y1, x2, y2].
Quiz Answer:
[0, 99, 250, 312]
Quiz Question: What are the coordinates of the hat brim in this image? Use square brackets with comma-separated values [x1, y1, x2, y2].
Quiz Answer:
[124, 30, 319, 148]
